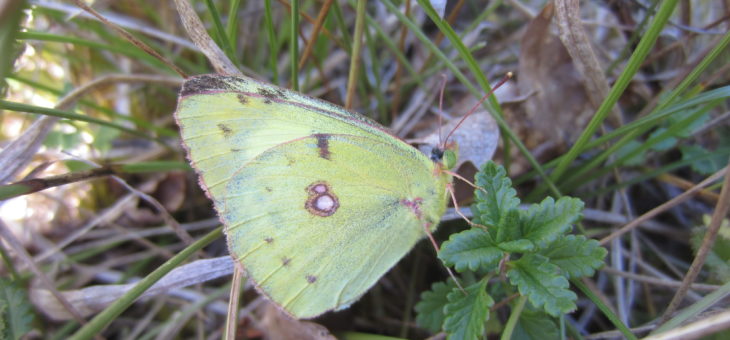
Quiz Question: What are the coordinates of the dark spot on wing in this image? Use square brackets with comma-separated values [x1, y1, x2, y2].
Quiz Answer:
[274, 88, 287, 99]
[306, 275, 317, 283]
[180, 74, 248, 96]
[314, 134, 331, 160]
[263, 98, 272, 104]
[282, 257, 291, 266]
[265, 187, 273, 192]
[217, 123, 233, 137]
[237, 93, 249, 105]
[258, 87, 279, 100]
[264, 237, 274, 244]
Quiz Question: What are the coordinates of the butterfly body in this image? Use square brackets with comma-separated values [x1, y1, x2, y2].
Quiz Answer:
[175, 75, 452, 318]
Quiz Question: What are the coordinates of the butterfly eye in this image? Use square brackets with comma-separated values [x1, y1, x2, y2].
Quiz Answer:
[430, 147, 444, 162]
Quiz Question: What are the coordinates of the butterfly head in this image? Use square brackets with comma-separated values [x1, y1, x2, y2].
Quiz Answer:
[431, 142, 458, 170]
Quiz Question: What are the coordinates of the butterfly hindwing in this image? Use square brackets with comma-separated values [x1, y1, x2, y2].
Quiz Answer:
[223, 134, 448, 318]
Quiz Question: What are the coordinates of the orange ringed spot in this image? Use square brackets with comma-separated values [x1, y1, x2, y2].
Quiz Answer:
[305, 181, 339, 217]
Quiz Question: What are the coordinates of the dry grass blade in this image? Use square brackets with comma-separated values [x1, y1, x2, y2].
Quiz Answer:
[554, 0, 621, 122]
[172, 0, 240, 76]
[600, 166, 728, 246]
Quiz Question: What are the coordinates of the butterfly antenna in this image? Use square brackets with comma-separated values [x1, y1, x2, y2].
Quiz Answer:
[442, 72, 513, 149]
[437, 74, 448, 147]
[422, 223, 467, 294]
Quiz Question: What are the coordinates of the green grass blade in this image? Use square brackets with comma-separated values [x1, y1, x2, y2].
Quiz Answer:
[550, 0, 679, 182]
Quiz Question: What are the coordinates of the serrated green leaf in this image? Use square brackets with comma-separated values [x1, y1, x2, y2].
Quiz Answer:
[473, 161, 520, 227]
[540, 235, 607, 278]
[0, 278, 34, 340]
[439, 229, 503, 272]
[520, 197, 584, 249]
[512, 307, 559, 340]
[415, 280, 457, 333]
[498, 239, 534, 253]
[506, 254, 577, 316]
[443, 279, 493, 340]
[494, 208, 522, 244]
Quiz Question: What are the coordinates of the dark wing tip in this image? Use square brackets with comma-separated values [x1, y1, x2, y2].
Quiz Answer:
[179, 74, 249, 97]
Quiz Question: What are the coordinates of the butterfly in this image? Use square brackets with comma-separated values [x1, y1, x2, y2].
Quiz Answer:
[175, 74, 455, 318]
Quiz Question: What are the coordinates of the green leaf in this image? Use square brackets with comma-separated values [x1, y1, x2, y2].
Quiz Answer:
[473, 162, 520, 227]
[415, 280, 457, 333]
[512, 308, 559, 340]
[615, 140, 645, 166]
[498, 239, 535, 253]
[0, 299, 6, 337]
[439, 229, 503, 272]
[541, 235, 607, 279]
[443, 279, 493, 340]
[92, 125, 121, 154]
[507, 254, 577, 316]
[668, 107, 709, 138]
[691, 216, 730, 282]
[648, 128, 677, 151]
[0, 0, 25, 90]
[681, 145, 728, 175]
[520, 197, 584, 249]
[0, 278, 34, 340]
[493, 208, 522, 244]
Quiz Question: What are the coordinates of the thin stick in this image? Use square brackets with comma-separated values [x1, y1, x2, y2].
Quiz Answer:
[298, 0, 334, 69]
[661, 157, 730, 323]
[73, 0, 187, 78]
[422, 224, 466, 294]
[600, 166, 727, 245]
[224, 268, 244, 340]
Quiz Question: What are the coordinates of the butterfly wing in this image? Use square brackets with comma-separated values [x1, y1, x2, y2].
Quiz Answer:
[223, 134, 449, 318]
[176, 75, 396, 204]
[175, 75, 451, 318]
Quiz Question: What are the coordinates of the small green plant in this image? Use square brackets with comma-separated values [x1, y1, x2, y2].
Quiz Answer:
[416, 161, 607, 339]
[0, 278, 35, 340]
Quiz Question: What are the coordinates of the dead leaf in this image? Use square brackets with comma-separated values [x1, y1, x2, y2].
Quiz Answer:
[517, 3, 593, 148]
[260, 304, 337, 340]
[30, 256, 234, 320]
